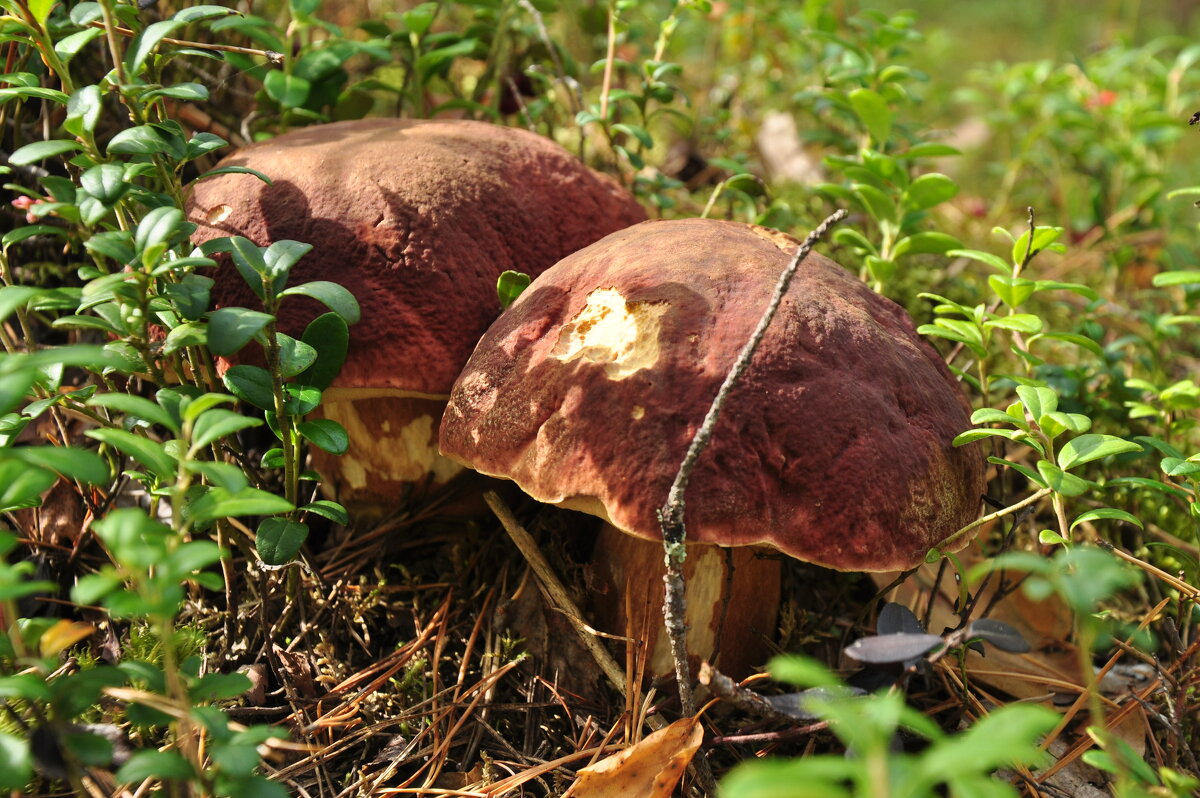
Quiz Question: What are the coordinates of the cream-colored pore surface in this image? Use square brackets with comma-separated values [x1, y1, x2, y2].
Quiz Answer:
[550, 288, 667, 379]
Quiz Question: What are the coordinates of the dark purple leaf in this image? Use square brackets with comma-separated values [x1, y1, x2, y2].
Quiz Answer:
[968, 618, 1031, 653]
[877, 602, 925, 635]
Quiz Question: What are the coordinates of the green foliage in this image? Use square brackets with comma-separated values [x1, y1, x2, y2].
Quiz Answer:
[720, 656, 1058, 798]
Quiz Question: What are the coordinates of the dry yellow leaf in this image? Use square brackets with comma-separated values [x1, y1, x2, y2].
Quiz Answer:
[39, 620, 94, 657]
[563, 717, 703, 798]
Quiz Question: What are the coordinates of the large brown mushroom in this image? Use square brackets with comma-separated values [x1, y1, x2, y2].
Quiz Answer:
[439, 218, 986, 677]
[187, 118, 646, 516]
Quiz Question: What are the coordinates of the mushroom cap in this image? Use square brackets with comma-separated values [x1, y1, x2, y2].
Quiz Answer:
[187, 118, 646, 398]
[439, 219, 986, 572]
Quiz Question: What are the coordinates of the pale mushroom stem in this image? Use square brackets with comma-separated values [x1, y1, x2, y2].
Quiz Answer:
[656, 210, 847, 716]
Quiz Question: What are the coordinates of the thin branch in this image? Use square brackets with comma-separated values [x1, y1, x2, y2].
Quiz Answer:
[656, 209, 847, 719]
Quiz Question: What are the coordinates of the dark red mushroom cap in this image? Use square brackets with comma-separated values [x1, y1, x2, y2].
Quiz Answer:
[439, 219, 986, 572]
[187, 118, 647, 397]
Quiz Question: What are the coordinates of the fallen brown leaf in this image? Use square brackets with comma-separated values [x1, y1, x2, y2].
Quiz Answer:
[563, 717, 703, 798]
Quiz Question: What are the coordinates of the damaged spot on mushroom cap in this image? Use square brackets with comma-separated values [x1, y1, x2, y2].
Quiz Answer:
[206, 204, 233, 224]
[551, 288, 669, 379]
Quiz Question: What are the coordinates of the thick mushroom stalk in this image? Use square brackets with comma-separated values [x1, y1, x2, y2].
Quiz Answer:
[439, 219, 986, 679]
[187, 119, 646, 516]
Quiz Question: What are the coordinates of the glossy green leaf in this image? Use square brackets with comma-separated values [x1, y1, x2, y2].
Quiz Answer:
[256, 517, 308, 565]
[108, 125, 171, 156]
[223, 365, 275, 411]
[848, 87, 892, 145]
[903, 173, 958, 211]
[279, 281, 360, 324]
[298, 419, 348, 454]
[1071, 508, 1143, 530]
[497, 270, 531, 309]
[116, 749, 195, 783]
[126, 19, 183, 76]
[207, 307, 273, 356]
[191, 408, 263, 451]
[276, 334, 317, 378]
[79, 163, 128, 205]
[263, 71, 312, 108]
[301, 499, 348, 525]
[297, 312, 349, 390]
[5, 446, 109, 485]
[189, 487, 294, 522]
[1057, 434, 1142, 471]
[85, 428, 176, 478]
[9, 139, 82, 165]
[0, 731, 33, 790]
[88, 392, 179, 432]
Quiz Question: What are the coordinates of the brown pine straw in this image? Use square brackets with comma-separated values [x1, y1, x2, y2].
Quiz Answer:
[1037, 595, 1181, 782]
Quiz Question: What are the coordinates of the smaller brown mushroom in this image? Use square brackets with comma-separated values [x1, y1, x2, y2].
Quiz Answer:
[439, 218, 985, 678]
[187, 118, 646, 517]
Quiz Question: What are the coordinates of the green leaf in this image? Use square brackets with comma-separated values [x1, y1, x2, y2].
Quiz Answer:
[279, 281, 360, 324]
[276, 334, 317, 378]
[108, 125, 171, 156]
[189, 672, 251, 702]
[9, 139, 82, 165]
[87, 392, 180, 432]
[80, 163, 128, 205]
[163, 274, 214, 321]
[1057, 434, 1142, 471]
[415, 38, 479, 78]
[283, 385, 321, 415]
[85, 428, 176, 478]
[5, 446, 109, 485]
[497, 270, 530, 309]
[92, 508, 171, 568]
[611, 122, 654, 149]
[191, 165, 273, 185]
[0, 731, 33, 790]
[228, 235, 269, 296]
[1011, 226, 1064, 265]
[918, 704, 1056, 777]
[163, 322, 207, 354]
[851, 183, 896, 223]
[222, 365, 275, 411]
[1071, 509, 1142, 530]
[298, 418, 348, 454]
[0, 369, 36, 416]
[1036, 461, 1090, 497]
[185, 460, 247, 492]
[263, 239, 312, 284]
[143, 82, 210, 101]
[1016, 385, 1057, 419]
[987, 275, 1036, 309]
[263, 71, 312, 108]
[297, 312, 349, 390]
[116, 749, 195, 783]
[207, 307, 273, 356]
[0, 286, 43, 323]
[301, 499, 348, 525]
[173, 4, 237, 22]
[984, 314, 1043, 334]
[28, 0, 56, 25]
[135, 206, 187, 255]
[64, 84, 102, 136]
[256, 517, 309, 565]
[892, 232, 960, 258]
[903, 173, 958, 211]
[191, 408, 263, 451]
[0, 460, 57, 511]
[1152, 270, 1200, 287]
[848, 87, 892, 145]
[126, 19, 183, 76]
[1161, 457, 1200, 477]
[947, 248, 1009, 273]
[189, 487, 294, 522]
[768, 655, 841, 688]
